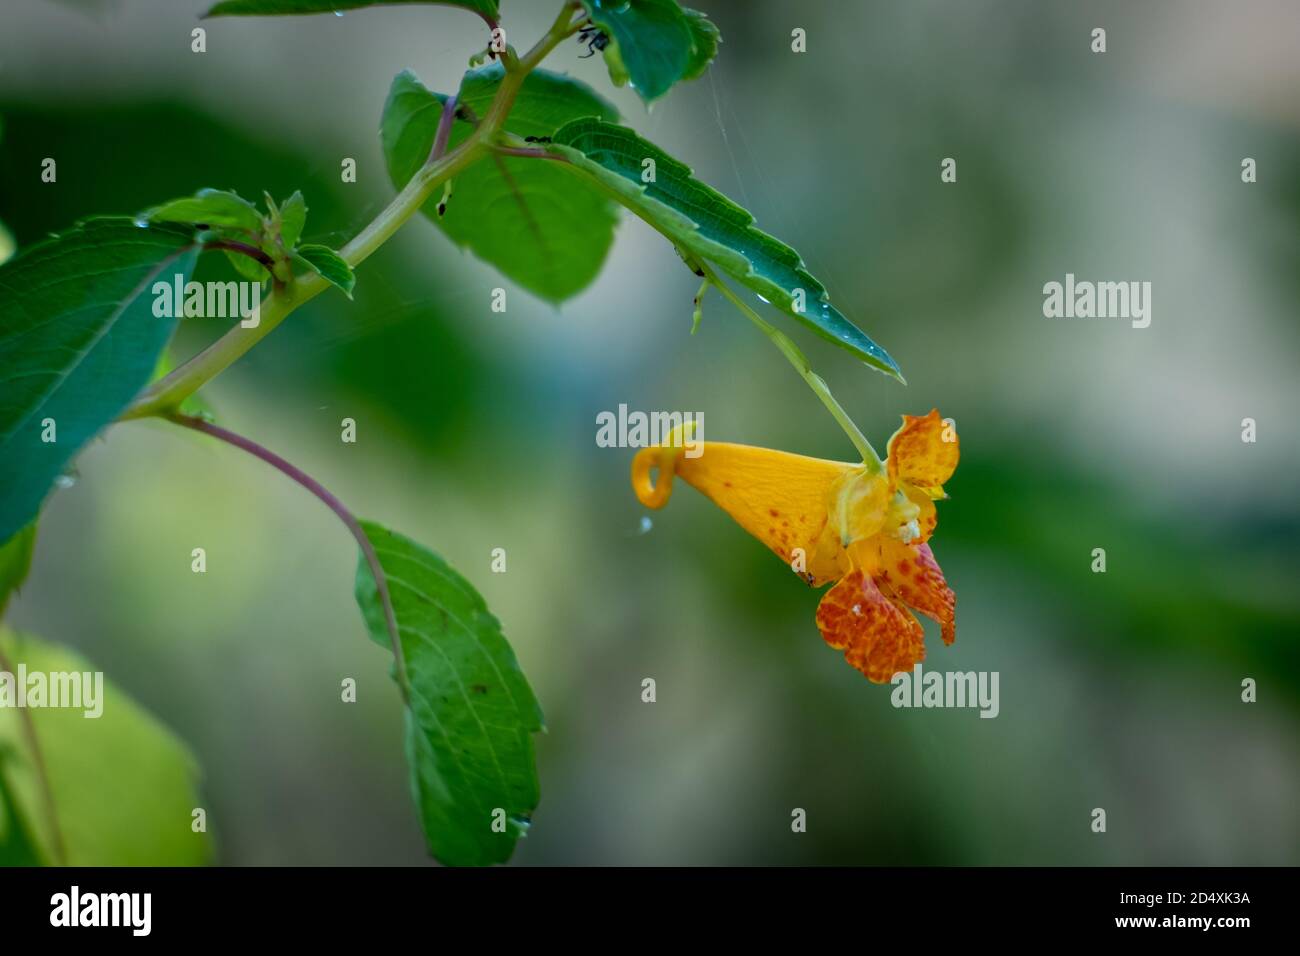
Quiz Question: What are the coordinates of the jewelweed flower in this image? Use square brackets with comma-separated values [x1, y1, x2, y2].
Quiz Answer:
[632, 410, 958, 683]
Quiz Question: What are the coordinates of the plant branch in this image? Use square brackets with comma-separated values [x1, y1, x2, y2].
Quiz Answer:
[484, 2, 584, 125]
[699, 263, 883, 469]
[122, 136, 484, 421]
[0, 644, 67, 865]
[121, 1, 583, 423]
[164, 413, 411, 704]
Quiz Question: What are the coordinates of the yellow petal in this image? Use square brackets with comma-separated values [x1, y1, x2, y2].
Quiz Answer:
[886, 409, 959, 497]
[827, 467, 892, 547]
[631, 442, 684, 509]
[636, 441, 855, 581]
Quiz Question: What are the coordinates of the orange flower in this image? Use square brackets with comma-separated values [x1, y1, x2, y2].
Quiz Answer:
[631, 410, 958, 683]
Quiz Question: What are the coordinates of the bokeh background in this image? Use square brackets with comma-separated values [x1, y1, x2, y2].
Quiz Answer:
[2, 0, 1298, 865]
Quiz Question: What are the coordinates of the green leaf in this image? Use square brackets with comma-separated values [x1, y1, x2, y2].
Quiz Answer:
[294, 244, 355, 297]
[223, 247, 271, 284]
[0, 762, 42, 866]
[381, 66, 620, 303]
[204, 0, 498, 18]
[277, 190, 307, 249]
[682, 7, 721, 81]
[143, 188, 263, 234]
[354, 521, 543, 867]
[546, 119, 903, 378]
[580, 0, 720, 102]
[0, 218, 200, 542]
[0, 524, 36, 619]
[0, 628, 214, 865]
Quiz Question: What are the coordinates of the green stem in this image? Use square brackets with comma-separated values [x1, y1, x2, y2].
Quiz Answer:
[120, 1, 583, 423]
[700, 263, 883, 470]
[121, 138, 484, 421]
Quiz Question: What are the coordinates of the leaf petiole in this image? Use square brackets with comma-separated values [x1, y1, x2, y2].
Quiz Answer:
[164, 413, 412, 702]
[204, 238, 275, 268]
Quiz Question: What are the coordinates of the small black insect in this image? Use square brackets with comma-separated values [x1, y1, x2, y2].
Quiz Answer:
[523, 135, 552, 144]
[577, 22, 610, 58]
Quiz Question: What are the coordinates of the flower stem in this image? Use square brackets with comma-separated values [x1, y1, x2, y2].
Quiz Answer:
[700, 263, 883, 469]
[501, 140, 885, 468]
[164, 413, 411, 703]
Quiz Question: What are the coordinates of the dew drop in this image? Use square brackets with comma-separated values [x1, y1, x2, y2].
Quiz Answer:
[638, 515, 653, 534]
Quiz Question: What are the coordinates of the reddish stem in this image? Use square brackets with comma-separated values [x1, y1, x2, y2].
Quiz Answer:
[165, 413, 410, 701]
[431, 94, 459, 163]
[205, 239, 275, 268]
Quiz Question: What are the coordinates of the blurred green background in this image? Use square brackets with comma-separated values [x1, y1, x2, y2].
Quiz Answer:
[2, 0, 1297, 865]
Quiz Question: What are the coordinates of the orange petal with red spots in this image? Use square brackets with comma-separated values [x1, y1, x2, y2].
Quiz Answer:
[674, 443, 855, 581]
[815, 569, 926, 683]
[886, 409, 958, 496]
[879, 538, 956, 645]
